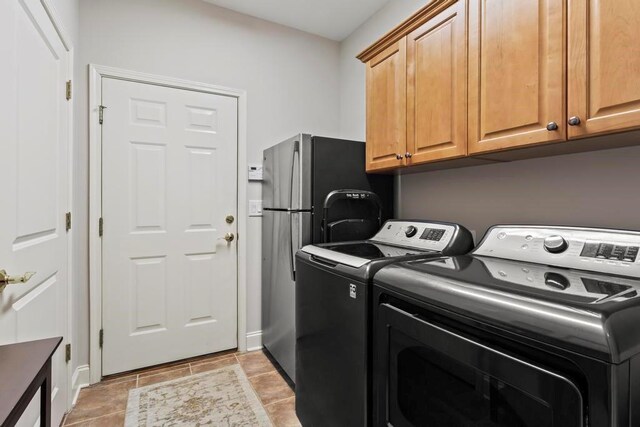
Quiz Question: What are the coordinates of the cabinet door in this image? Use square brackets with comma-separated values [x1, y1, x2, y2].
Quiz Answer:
[468, 0, 566, 154]
[366, 39, 407, 172]
[568, 0, 640, 138]
[407, 0, 467, 165]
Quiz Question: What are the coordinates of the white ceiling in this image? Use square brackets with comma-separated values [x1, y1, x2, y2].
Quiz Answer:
[202, 0, 391, 41]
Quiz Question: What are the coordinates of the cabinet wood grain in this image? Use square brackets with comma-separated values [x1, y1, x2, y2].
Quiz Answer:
[568, 0, 640, 138]
[365, 39, 407, 172]
[468, 0, 566, 154]
[359, 0, 640, 173]
[407, 0, 467, 165]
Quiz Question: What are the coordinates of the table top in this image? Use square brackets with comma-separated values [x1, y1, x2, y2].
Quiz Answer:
[0, 337, 62, 424]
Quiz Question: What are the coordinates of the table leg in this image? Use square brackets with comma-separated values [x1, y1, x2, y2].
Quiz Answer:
[40, 361, 51, 427]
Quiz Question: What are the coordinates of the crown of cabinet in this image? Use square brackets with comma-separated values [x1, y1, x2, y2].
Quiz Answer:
[357, 0, 458, 64]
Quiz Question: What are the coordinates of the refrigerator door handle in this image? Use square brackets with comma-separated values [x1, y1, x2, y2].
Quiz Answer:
[288, 211, 305, 282]
[289, 139, 299, 210]
[289, 212, 296, 281]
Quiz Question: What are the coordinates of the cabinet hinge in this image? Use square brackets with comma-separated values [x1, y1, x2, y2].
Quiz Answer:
[65, 212, 71, 232]
[98, 105, 107, 125]
[66, 80, 72, 101]
[99, 329, 104, 348]
[65, 343, 71, 363]
[99, 217, 103, 237]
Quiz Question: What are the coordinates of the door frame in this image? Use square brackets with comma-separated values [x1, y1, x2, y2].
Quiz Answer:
[88, 64, 248, 384]
[33, 0, 75, 409]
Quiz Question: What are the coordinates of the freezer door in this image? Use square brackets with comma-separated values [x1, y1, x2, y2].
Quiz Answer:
[263, 134, 312, 210]
[262, 210, 310, 382]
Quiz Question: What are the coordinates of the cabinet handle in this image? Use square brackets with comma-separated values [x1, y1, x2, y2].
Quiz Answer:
[546, 122, 558, 131]
[404, 152, 412, 159]
[395, 154, 403, 160]
[568, 116, 581, 126]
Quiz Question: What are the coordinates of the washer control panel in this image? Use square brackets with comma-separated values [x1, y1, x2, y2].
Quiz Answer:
[474, 226, 640, 277]
[480, 257, 640, 303]
[371, 220, 457, 252]
[580, 242, 639, 263]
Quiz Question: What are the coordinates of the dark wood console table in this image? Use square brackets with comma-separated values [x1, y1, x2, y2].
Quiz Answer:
[0, 337, 62, 427]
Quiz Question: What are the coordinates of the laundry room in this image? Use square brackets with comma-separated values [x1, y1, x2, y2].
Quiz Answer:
[1, 0, 639, 426]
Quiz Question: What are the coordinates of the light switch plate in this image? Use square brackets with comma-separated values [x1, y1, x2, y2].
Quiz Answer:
[249, 200, 263, 217]
[248, 164, 263, 181]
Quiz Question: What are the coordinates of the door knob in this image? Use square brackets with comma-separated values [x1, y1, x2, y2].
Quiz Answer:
[0, 269, 36, 292]
[395, 154, 403, 160]
[222, 233, 235, 243]
[546, 122, 559, 131]
[225, 215, 235, 224]
[568, 116, 581, 126]
[404, 152, 412, 158]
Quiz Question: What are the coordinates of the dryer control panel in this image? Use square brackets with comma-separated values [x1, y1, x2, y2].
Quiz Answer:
[371, 220, 457, 252]
[474, 225, 640, 277]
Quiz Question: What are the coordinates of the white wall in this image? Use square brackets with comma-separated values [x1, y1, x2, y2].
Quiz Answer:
[339, 0, 640, 241]
[74, 0, 341, 367]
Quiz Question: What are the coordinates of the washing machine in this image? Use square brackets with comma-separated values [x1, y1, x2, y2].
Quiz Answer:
[372, 225, 640, 426]
[294, 219, 474, 426]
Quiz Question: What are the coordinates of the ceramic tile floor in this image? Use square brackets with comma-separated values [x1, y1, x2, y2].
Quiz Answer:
[62, 350, 301, 427]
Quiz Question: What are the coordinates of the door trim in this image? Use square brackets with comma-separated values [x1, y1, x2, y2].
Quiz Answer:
[88, 64, 248, 384]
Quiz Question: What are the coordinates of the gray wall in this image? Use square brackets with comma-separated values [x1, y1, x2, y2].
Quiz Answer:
[74, 0, 342, 367]
[400, 146, 640, 239]
[339, 0, 640, 241]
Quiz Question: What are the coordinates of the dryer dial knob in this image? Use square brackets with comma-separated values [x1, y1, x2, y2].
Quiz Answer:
[405, 226, 418, 238]
[544, 235, 568, 254]
[544, 272, 570, 290]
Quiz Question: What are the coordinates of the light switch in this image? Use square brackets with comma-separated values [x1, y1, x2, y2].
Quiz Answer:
[249, 200, 263, 217]
[248, 164, 263, 181]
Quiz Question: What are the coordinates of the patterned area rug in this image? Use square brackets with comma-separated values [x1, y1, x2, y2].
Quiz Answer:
[125, 365, 272, 426]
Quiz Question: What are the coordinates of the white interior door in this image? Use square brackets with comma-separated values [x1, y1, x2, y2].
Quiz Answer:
[102, 78, 238, 375]
[0, 0, 70, 425]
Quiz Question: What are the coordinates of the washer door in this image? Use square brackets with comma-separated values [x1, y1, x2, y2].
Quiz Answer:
[374, 303, 584, 427]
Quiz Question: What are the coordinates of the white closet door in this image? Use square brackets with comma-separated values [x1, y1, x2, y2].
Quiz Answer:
[0, 0, 70, 425]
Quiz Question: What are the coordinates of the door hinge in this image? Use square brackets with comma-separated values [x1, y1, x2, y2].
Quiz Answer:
[98, 217, 103, 237]
[65, 212, 72, 232]
[98, 105, 107, 125]
[65, 343, 71, 363]
[99, 329, 104, 348]
[66, 80, 72, 100]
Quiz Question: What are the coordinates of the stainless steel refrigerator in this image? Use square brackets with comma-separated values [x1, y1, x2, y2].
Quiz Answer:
[262, 134, 394, 383]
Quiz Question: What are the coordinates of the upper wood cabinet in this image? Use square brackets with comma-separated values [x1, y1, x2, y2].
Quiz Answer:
[568, 0, 640, 139]
[359, 0, 640, 172]
[467, 0, 566, 154]
[365, 40, 407, 172]
[407, 0, 467, 164]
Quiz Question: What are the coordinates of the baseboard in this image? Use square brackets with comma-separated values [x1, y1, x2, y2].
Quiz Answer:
[71, 365, 90, 405]
[246, 330, 262, 351]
